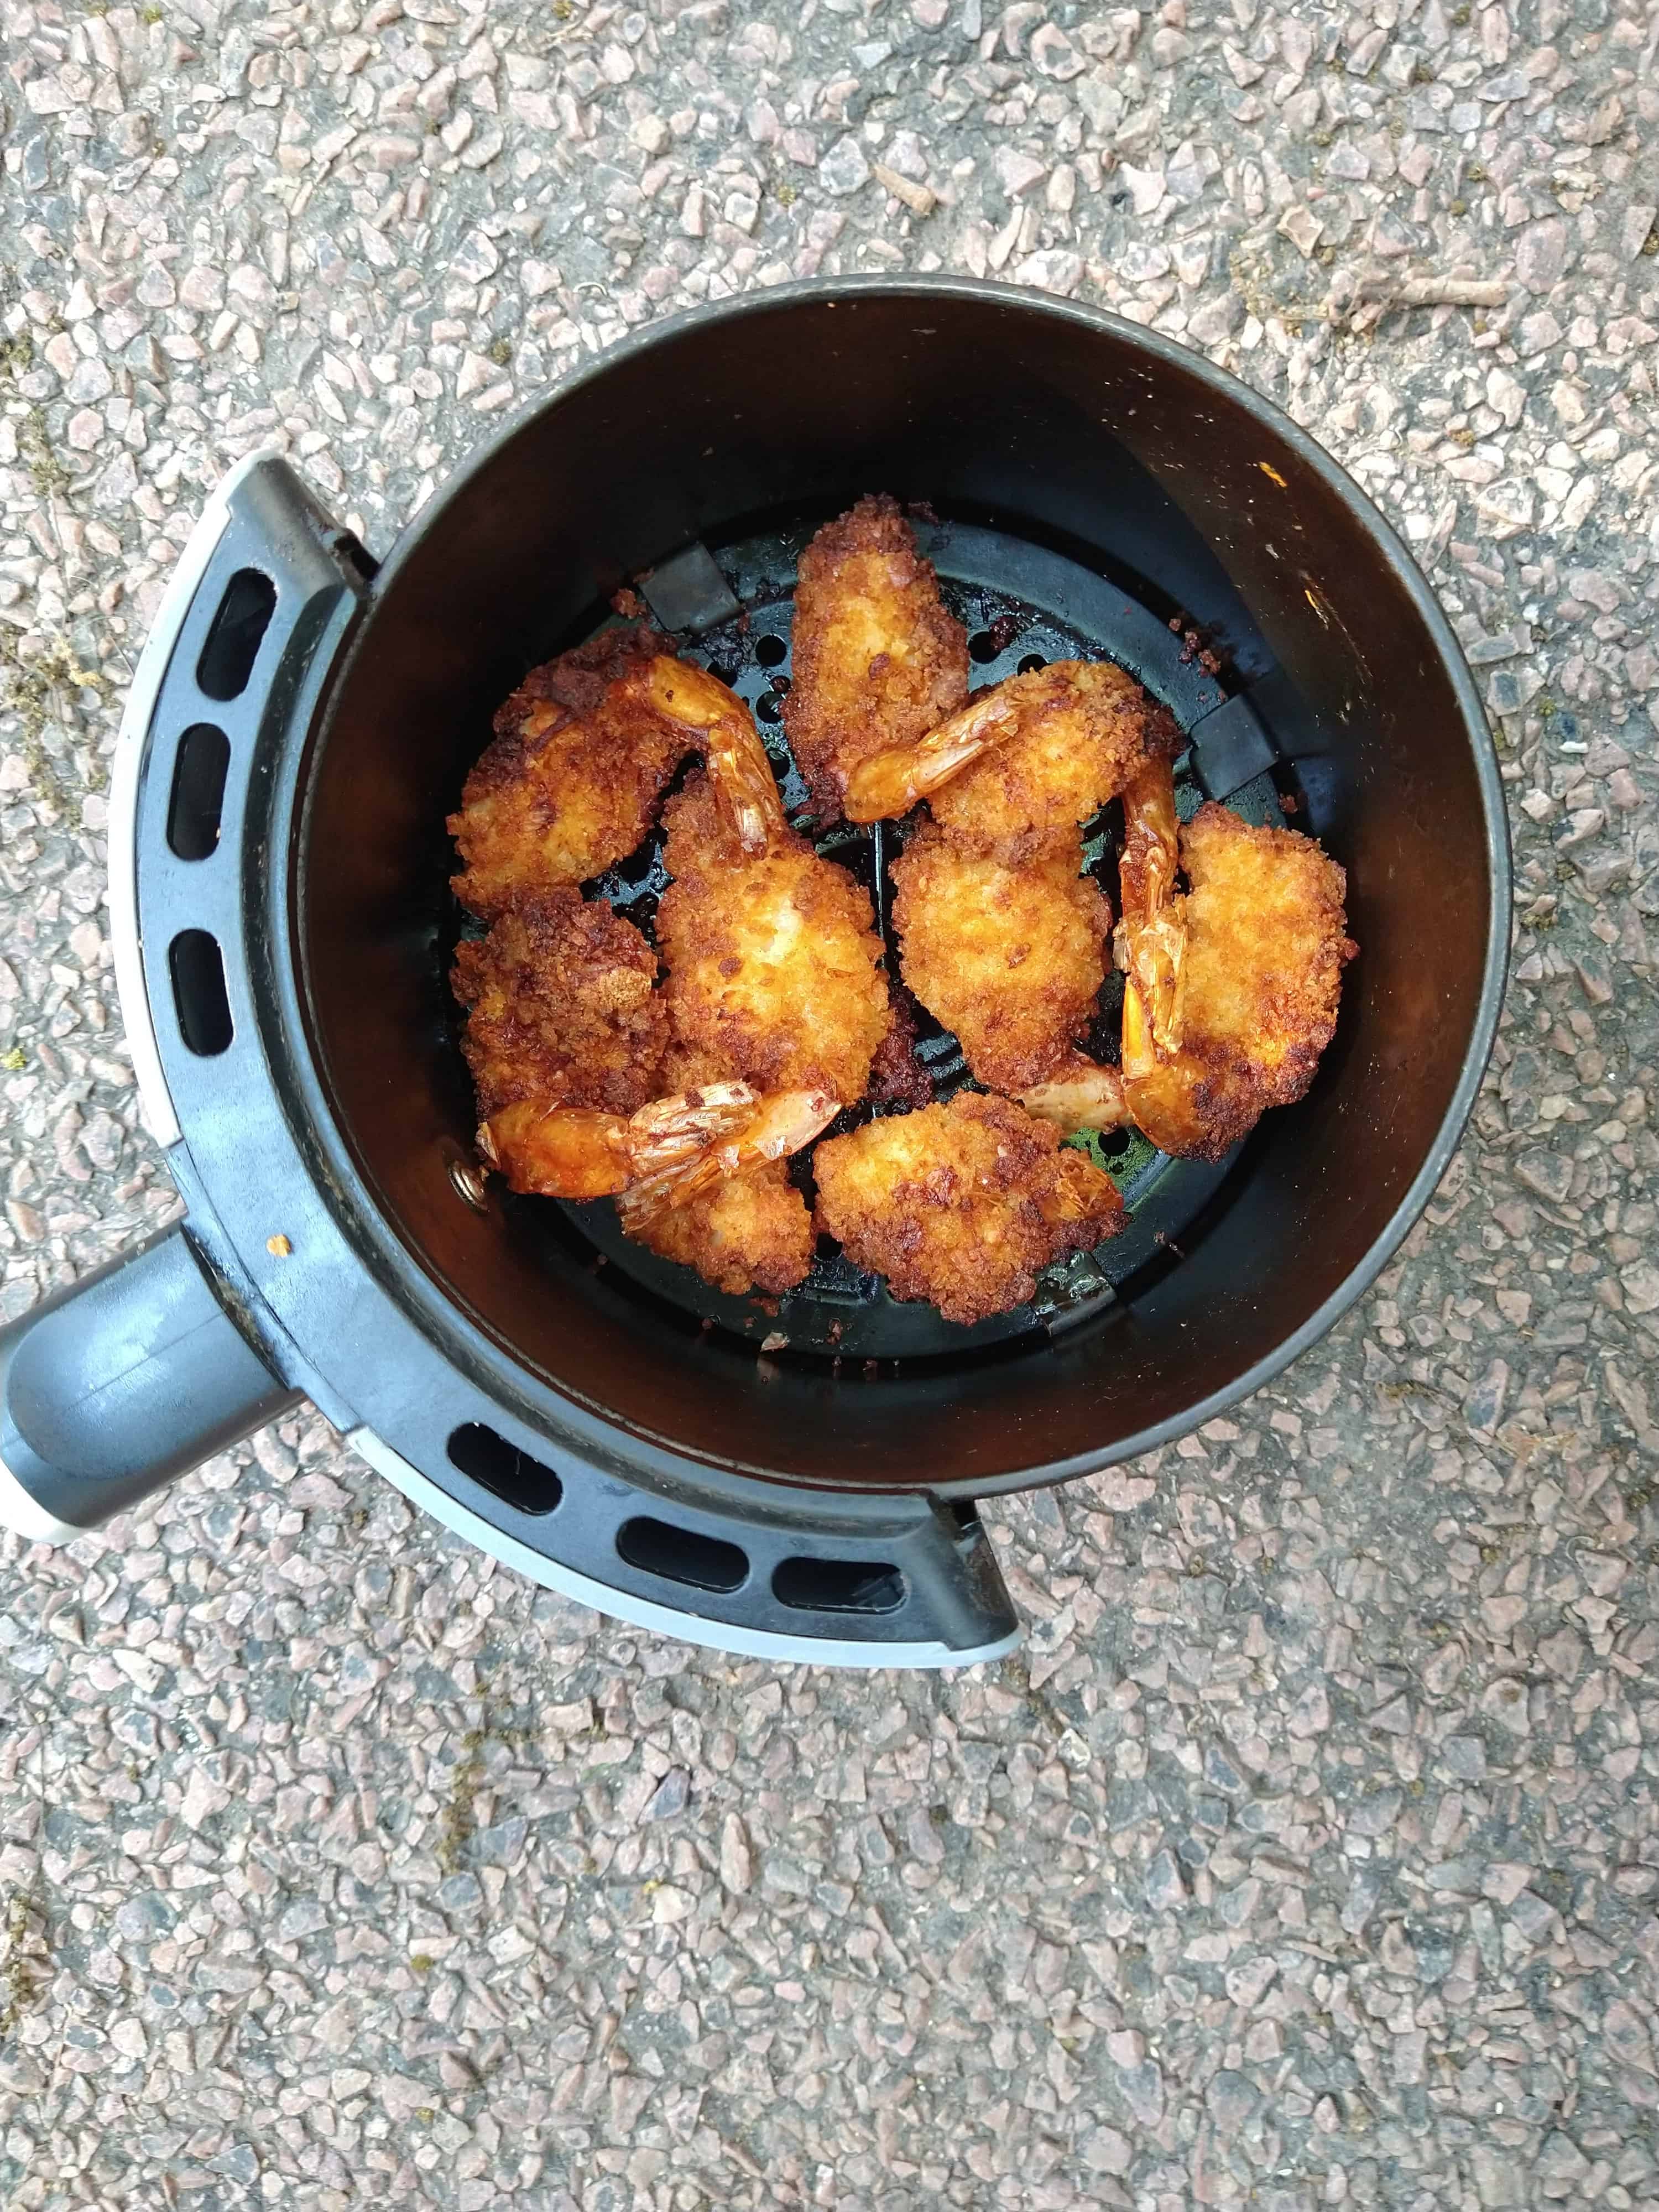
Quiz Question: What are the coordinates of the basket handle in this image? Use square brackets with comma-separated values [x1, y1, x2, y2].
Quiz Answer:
[0, 1223, 300, 1542]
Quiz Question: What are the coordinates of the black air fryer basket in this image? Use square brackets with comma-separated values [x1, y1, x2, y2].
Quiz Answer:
[0, 280, 1510, 1667]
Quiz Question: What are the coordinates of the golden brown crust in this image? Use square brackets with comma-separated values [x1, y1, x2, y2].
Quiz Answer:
[891, 823, 1110, 1093]
[449, 625, 690, 917]
[929, 659, 1182, 859]
[452, 892, 665, 1119]
[631, 1160, 814, 1296]
[655, 770, 891, 1102]
[1125, 802, 1357, 1161]
[812, 1092, 1124, 1327]
[785, 495, 970, 821]
[866, 993, 933, 1110]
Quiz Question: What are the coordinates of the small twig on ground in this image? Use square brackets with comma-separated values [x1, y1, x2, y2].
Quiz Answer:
[1326, 270, 1511, 331]
[872, 163, 937, 219]
[1356, 275, 1510, 309]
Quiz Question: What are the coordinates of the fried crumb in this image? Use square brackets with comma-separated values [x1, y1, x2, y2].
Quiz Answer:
[867, 991, 934, 1109]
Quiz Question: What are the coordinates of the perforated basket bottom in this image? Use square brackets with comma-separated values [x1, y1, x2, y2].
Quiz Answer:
[472, 514, 1285, 1368]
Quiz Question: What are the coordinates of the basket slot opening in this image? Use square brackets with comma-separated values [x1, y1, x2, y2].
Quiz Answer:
[772, 1556, 906, 1615]
[617, 1515, 748, 1593]
[168, 930, 233, 1057]
[196, 567, 276, 702]
[447, 1422, 562, 1516]
[166, 723, 231, 860]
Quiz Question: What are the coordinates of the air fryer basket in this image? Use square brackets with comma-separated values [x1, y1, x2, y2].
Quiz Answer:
[301, 280, 1507, 1491]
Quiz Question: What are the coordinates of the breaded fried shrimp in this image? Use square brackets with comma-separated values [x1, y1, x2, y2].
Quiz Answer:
[1119, 802, 1355, 1161]
[845, 658, 1180, 849]
[785, 495, 969, 822]
[812, 1092, 1124, 1326]
[452, 892, 665, 1121]
[890, 825, 1110, 1094]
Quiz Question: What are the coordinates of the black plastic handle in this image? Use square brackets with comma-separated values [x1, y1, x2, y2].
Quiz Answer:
[0, 1223, 300, 1540]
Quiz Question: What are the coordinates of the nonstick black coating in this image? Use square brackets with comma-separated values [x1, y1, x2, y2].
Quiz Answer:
[468, 516, 1286, 1364]
[297, 280, 1507, 1496]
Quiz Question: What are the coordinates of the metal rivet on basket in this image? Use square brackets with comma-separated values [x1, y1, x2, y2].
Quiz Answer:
[448, 1157, 489, 1213]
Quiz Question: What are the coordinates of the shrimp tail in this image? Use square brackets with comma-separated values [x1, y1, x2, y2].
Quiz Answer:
[479, 1082, 761, 1201]
[622, 656, 786, 854]
[618, 1086, 839, 1228]
[842, 688, 1021, 822]
[619, 1081, 763, 1178]
[1114, 757, 1187, 1055]
[1019, 1056, 1131, 1136]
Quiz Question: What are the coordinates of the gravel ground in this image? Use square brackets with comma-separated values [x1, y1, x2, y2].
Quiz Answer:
[3, 0, 1658, 2206]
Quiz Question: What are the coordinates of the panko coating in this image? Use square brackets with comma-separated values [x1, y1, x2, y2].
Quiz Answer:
[452, 891, 665, 1121]
[785, 495, 970, 822]
[655, 769, 891, 1103]
[890, 823, 1110, 1094]
[1123, 802, 1356, 1161]
[629, 1158, 816, 1297]
[812, 1091, 1124, 1327]
[865, 990, 933, 1110]
[451, 625, 717, 917]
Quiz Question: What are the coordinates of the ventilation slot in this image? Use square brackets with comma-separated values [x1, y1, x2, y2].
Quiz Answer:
[196, 568, 276, 701]
[617, 1516, 748, 1594]
[168, 930, 233, 1056]
[447, 1423, 561, 1516]
[166, 723, 230, 859]
[773, 1556, 906, 1615]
